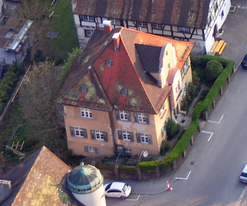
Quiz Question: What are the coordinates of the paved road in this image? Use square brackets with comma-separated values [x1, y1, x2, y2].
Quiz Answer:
[106, 67, 247, 206]
[106, 2, 247, 205]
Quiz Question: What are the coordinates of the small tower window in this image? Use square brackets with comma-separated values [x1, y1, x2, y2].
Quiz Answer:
[106, 59, 113, 66]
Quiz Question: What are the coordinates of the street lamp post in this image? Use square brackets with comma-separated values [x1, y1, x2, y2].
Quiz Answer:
[138, 150, 148, 163]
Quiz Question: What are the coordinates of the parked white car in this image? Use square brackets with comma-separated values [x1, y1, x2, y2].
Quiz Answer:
[240, 163, 247, 183]
[104, 182, 131, 199]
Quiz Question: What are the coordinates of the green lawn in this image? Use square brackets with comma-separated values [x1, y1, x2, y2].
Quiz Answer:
[39, 0, 79, 58]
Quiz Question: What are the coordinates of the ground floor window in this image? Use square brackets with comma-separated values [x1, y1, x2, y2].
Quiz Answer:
[85, 146, 98, 153]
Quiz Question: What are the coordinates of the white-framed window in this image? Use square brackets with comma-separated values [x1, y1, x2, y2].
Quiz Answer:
[80, 108, 92, 118]
[70, 127, 87, 138]
[182, 58, 190, 76]
[116, 110, 131, 121]
[117, 130, 134, 142]
[141, 134, 149, 143]
[75, 127, 85, 137]
[162, 118, 169, 137]
[125, 148, 132, 155]
[95, 130, 104, 140]
[85, 146, 98, 153]
[178, 26, 190, 34]
[85, 29, 93, 37]
[138, 113, 146, 123]
[109, 19, 121, 25]
[152, 23, 162, 30]
[137, 22, 147, 27]
[91, 130, 108, 142]
[136, 133, 152, 144]
[122, 131, 131, 141]
[135, 113, 149, 124]
[82, 15, 94, 21]
[119, 111, 129, 121]
[159, 104, 167, 118]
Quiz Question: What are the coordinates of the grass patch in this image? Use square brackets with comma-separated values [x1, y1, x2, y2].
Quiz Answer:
[37, 0, 79, 58]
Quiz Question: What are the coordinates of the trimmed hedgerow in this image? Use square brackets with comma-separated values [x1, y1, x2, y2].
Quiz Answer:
[139, 55, 234, 172]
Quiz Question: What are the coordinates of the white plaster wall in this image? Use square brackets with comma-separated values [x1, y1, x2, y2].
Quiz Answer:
[72, 184, 106, 206]
[205, 0, 231, 53]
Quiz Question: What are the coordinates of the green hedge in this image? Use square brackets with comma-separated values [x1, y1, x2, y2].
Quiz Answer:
[138, 55, 234, 171]
[119, 165, 137, 174]
[0, 64, 23, 114]
[96, 163, 114, 171]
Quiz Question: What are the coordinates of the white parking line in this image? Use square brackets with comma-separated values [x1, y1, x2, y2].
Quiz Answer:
[201, 130, 213, 141]
[175, 171, 191, 180]
[208, 115, 224, 124]
[235, 186, 247, 206]
[126, 195, 140, 201]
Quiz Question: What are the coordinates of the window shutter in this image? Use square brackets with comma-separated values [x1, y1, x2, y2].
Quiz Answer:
[85, 146, 89, 152]
[70, 127, 75, 136]
[130, 132, 134, 142]
[148, 135, 153, 144]
[90, 130, 95, 140]
[118, 131, 123, 140]
[134, 113, 138, 123]
[83, 129, 88, 138]
[95, 147, 98, 154]
[127, 112, 131, 122]
[136, 133, 141, 143]
[145, 114, 149, 124]
[103, 132, 108, 142]
[116, 110, 120, 120]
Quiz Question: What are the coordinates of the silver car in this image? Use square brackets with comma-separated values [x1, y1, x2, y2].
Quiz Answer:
[104, 182, 131, 199]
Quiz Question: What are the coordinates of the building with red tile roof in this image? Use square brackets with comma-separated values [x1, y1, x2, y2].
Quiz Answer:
[57, 22, 194, 157]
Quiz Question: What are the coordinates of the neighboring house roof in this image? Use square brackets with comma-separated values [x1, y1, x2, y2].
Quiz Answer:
[0, 16, 33, 65]
[57, 27, 194, 114]
[73, 0, 210, 28]
[1, 146, 77, 206]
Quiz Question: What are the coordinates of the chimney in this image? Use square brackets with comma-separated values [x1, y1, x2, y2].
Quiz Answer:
[103, 20, 112, 34]
[112, 33, 120, 50]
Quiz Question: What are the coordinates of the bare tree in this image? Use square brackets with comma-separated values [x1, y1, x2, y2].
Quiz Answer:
[18, 61, 66, 155]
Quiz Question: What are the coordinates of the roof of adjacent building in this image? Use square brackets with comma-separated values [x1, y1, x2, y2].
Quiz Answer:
[73, 0, 210, 28]
[1, 146, 78, 206]
[57, 26, 194, 114]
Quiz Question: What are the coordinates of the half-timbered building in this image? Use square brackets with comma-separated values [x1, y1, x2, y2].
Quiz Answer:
[71, 0, 231, 55]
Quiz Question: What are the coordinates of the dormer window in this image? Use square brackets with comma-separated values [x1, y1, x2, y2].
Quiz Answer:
[106, 59, 113, 66]
[81, 86, 87, 92]
[122, 88, 127, 95]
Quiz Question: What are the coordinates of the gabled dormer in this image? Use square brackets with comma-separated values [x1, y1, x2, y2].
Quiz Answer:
[136, 42, 177, 88]
[158, 43, 177, 88]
